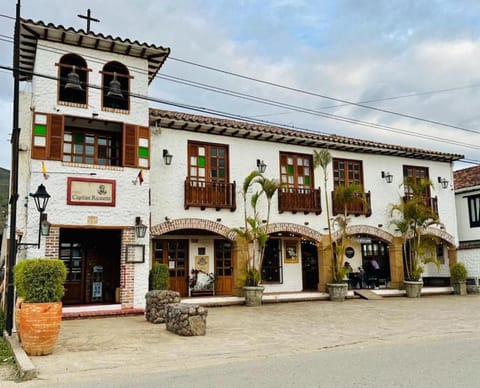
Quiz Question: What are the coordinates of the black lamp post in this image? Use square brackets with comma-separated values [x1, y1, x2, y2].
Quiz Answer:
[17, 184, 51, 249]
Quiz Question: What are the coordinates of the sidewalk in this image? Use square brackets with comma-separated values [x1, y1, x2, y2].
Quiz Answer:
[6, 289, 478, 387]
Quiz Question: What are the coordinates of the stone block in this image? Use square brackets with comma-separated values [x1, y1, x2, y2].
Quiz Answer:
[165, 303, 208, 336]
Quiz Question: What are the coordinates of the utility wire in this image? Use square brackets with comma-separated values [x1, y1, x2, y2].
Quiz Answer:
[1, 64, 479, 159]
[169, 57, 479, 134]
[0, 19, 477, 134]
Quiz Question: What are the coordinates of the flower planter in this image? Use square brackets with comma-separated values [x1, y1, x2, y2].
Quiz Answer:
[19, 302, 63, 356]
[404, 280, 423, 298]
[243, 286, 264, 307]
[453, 281, 467, 296]
[327, 283, 348, 302]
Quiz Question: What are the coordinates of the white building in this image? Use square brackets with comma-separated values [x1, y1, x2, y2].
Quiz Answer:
[454, 166, 480, 282]
[149, 109, 461, 296]
[2, 17, 463, 310]
[4, 19, 169, 309]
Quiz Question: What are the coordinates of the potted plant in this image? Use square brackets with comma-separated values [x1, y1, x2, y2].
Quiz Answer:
[145, 263, 179, 324]
[389, 178, 441, 298]
[450, 262, 468, 296]
[14, 258, 66, 356]
[314, 149, 367, 301]
[231, 171, 278, 306]
[148, 262, 169, 291]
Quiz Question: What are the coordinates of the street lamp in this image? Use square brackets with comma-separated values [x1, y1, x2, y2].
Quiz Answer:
[17, 184, 51, 249]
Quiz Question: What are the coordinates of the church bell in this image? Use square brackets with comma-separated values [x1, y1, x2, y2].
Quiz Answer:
[107, 72, 123, 98]
[64, 65, 83, 91]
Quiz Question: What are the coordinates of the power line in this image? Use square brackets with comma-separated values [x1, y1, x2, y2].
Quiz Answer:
[157, 73, 480, 136]
[0, 20, 479, 135]
[169, 57, 479, 134]
[0, 19, 477, 134]
[1, 64, 478, 158]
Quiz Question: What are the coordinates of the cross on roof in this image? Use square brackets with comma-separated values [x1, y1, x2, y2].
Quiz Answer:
[77, 9, 100, 33]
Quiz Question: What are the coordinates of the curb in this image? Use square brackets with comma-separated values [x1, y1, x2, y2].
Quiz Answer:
[3, 331, 37, 381]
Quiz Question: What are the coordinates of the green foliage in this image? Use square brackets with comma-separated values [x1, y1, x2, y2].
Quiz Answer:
[0, 306, 4, 336]
[241, 266, 261, 287]
[450, 262, 468, 283]
[389, 178, 441, 281]
[231, 171, 279, 286]
[14, 258, 67, 303]
[13, 259, 28, 300]
[149, 263, 169, 291]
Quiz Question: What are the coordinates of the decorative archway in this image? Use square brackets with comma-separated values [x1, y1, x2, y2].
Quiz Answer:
[331, 225, 394, 244]
[150, 218, 232, 239]
[267, 222, 323, 242]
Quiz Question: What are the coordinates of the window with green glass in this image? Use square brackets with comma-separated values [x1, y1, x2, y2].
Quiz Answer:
[188, 141, 229, 182]
[279, 152, 313, 189]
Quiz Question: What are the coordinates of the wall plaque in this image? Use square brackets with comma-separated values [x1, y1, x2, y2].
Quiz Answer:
[67, 177, 116, 206]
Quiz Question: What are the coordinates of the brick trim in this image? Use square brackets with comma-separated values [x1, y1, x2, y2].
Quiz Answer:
[151, 218, 231, 239]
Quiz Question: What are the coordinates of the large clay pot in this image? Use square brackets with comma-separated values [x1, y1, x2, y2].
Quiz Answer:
[243, 286, 264, 307]
[404, 280, 423, 298]
[327, 283, 348, 302]
[19, 302, 62, 356]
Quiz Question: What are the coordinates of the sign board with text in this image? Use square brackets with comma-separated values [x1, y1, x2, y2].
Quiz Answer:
[67, 177, 116, 206]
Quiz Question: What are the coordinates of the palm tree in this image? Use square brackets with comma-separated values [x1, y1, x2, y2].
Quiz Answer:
[231, 172, 278, 286]
[313, 149, 335, 281]
[389, 178, 441, 281]
[331, 183, 368, 282]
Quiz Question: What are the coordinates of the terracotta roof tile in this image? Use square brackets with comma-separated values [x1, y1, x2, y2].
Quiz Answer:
[454, 165, 480, 190]
[150, 108, 464, 163]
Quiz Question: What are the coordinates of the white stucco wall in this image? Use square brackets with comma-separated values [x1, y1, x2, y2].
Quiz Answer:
[32, 41, 150, 126]
[14, 37, 152, 307]
[456, 186, 480, 242]
[150, 126, 458, 243]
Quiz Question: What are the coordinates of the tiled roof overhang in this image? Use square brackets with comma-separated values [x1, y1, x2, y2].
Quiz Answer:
[454, 165, 480, 190]
[18, 19, 170, 84]
[150, 109, 464, 163]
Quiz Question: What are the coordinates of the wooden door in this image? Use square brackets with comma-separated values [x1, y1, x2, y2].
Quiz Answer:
[60, 242, 84, 304]
[214, 240, 233, 295]
[153, 240, 188, 297]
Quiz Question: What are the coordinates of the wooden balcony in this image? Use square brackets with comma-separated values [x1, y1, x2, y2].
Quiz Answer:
[278, 187, 322, 215]
[184, 178, 236, 211]
[403, 194, 438, 215]
[332, 190, 372, 217]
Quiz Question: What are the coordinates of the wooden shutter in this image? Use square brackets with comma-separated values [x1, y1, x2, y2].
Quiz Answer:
[123, 124, 137, 167]
[137, 126, 150, 169]
[47, 114, 64, 160]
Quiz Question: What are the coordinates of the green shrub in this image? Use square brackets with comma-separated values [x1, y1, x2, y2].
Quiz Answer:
[450, 262, 468, 283]
[0, 306, 4, 336]
[14, 258, 67, 303]
[13, 259, 28, 299]
[149, 263, 169, 291]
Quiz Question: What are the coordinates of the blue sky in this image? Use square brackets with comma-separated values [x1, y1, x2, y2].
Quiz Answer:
[1, 0, 480, 170]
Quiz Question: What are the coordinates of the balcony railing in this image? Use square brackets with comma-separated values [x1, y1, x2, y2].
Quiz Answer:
[332, 190, 372, 217]
[184, 178, 236, 211]
[278, 187, 322, 215]
[403, 194, 438, 215]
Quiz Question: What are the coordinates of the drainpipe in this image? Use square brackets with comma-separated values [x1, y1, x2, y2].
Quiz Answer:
[5, 0, 21, 336]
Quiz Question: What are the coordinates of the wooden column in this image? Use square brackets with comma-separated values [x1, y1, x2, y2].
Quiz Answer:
[232, 237, 249, 296]
[318, 237, 333, 292]
[389, 237, 405, 289]
[447, 245, 458, 267]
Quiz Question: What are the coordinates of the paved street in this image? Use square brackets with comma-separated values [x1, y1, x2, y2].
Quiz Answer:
[4, 294, 480, 386]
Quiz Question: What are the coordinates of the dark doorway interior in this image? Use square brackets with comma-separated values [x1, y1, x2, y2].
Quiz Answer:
[301, 240, 319, 290]
[60, 229, 121, 305]
[361, 239, 390, 286]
